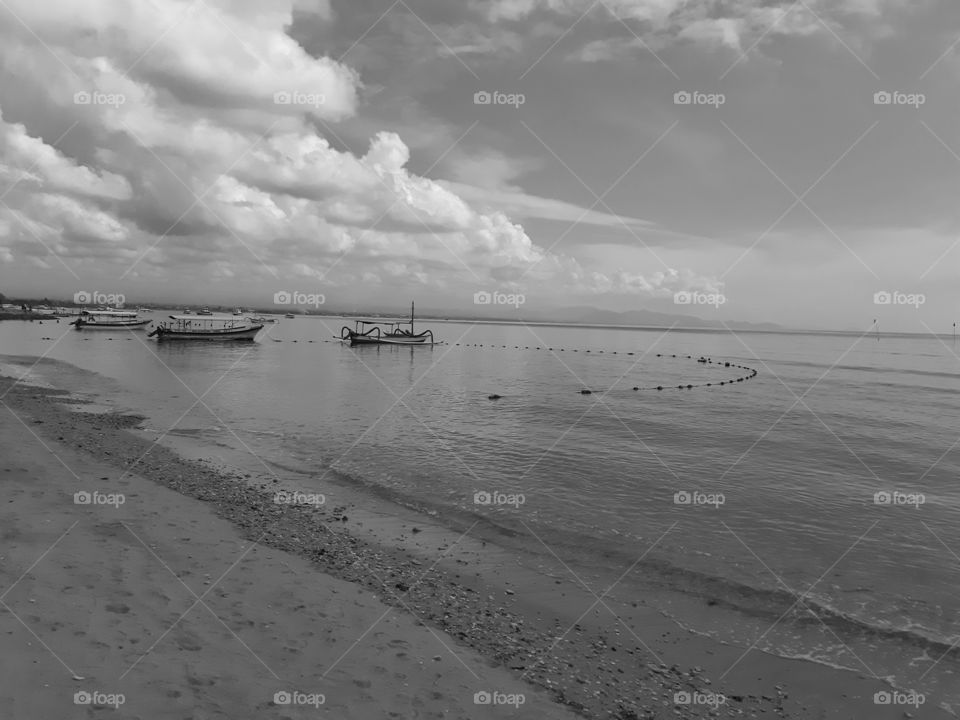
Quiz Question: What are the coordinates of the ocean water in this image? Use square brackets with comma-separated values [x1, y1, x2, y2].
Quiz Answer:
[2, 314, 959, 711]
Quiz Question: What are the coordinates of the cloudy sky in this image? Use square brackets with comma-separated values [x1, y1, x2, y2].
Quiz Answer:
[0, 0, 957, 330]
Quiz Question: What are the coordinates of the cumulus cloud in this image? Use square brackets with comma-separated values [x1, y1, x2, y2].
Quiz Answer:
[488, 0, 908, 54]
[0, 0, 719, 305]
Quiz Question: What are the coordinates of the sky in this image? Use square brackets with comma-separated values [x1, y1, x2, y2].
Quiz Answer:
[0, 0, 958, 331]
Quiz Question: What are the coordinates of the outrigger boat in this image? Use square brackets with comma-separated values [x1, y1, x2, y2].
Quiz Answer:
[340, 302, 435, 346]
[148, 315, 263, 341]
[71, 309, 151, 330]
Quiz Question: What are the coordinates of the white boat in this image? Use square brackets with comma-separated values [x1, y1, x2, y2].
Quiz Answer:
[71, 309, 151, 330]
[148, 315, 263, 341]
[340, 302, 436, 346]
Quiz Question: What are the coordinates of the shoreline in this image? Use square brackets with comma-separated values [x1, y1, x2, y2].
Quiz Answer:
[0, 362, 952, 719]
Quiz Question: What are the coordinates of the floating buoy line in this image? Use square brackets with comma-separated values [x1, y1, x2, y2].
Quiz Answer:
[262, 336, 760, 395]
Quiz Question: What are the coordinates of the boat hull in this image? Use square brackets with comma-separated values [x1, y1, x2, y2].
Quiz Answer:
[151, 325, 263, 341]
[348, 334, 428, 345]
[73, 319, 151, 330]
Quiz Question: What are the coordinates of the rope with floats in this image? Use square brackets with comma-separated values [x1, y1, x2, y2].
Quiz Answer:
[277, 337, 761, 395]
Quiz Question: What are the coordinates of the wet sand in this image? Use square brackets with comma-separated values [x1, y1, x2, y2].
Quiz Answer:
[0, 366, 949, 719]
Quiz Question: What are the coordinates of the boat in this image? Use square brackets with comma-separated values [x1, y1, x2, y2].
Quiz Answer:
[71, 309, 151, 330]
[182, 308, 192, 314]
[340, 302, 435, 345]
[148, 315, 263, 341]
[284, 313, 295, 319]
[249, 316, 277, 323]
[197, 307, 213, 316]
[233, 308, 243, 316]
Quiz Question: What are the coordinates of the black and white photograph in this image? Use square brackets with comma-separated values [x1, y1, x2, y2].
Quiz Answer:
[0, 0, 958, 717]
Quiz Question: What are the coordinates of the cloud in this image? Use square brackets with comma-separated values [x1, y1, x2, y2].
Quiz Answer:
[486, 0, 909, 56]
[0, 109, 131, 201]
[0, 0, 721, 306]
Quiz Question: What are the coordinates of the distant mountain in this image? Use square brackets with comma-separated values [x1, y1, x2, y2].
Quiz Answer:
[519, 306, 784, 331]
[324, 304, 785, 331]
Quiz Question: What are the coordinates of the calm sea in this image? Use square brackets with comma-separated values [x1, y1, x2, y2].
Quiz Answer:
[2, 313, 959, 711]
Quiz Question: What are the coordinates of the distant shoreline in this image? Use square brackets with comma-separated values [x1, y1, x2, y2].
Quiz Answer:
[0, 308, 943, 340]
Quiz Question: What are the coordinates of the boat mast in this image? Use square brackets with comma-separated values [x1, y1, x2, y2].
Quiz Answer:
[411, 301, 415, 333]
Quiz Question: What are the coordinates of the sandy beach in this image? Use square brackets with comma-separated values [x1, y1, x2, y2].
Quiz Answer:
[0, 363, 950, 719]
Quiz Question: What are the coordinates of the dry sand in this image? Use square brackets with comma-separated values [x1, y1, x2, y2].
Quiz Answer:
[0, 368, 951, 719]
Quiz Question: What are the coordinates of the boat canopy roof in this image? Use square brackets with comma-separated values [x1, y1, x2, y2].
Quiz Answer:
[82, 309, 138, 317]
[167, 314, 249, 321]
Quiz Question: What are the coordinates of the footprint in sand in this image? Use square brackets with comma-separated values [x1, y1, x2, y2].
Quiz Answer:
[174, 632, 203, 652]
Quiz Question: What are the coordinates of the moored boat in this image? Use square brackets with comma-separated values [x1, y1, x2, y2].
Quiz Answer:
[71, 309, 151, 330]
[284, 313, 295, 319]
[148, 315, 263, 341]
[340, 302, 435, 346]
